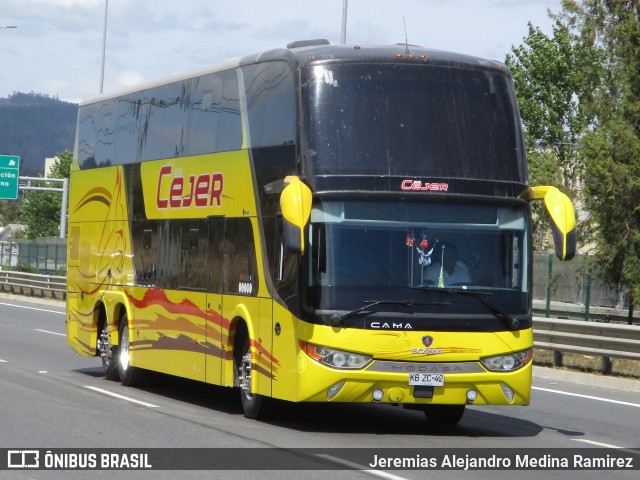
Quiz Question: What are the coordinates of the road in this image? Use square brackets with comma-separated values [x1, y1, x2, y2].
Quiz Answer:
[0, 294, 639, 479]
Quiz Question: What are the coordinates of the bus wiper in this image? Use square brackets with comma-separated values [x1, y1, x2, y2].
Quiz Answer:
[411, 286, 520, 331]
[330, 299, 414, 326]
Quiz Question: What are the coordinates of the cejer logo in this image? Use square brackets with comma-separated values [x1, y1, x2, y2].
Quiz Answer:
[156, 165, 224, 209]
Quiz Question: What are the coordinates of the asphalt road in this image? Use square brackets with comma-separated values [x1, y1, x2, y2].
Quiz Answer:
[1, 294, 639, 479]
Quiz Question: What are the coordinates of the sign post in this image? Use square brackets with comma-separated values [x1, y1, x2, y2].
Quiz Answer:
[0, 155, 20, 200]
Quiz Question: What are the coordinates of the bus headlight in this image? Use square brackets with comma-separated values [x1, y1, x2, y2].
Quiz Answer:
[480, 349, 532, 372]
[301, 342, 373, 370]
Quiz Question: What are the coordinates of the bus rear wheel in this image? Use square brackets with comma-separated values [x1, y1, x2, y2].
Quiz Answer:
[98, 322, 119, 381]
[423, 404, 465, 426]
[117, 313, 143, 387]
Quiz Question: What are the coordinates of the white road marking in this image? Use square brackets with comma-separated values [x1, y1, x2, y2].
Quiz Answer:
[34, 328, 65, 336]
[533, 386, 640, 408]
[0, 358, 7, 363]
[316, 454, 410, 480]
[84, 386, 160, 408]
[0, 301, 64, 315]
[572, 439, 624, 449]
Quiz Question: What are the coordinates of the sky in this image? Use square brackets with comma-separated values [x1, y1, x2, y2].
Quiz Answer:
[1, 0, 562, 103]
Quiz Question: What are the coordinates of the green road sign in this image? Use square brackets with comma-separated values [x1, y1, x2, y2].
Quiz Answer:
[0, 155, 20, 200]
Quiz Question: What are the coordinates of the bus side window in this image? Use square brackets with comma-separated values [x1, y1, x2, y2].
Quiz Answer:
[221, 218, 259, 296]
[132, 220, 157, 286]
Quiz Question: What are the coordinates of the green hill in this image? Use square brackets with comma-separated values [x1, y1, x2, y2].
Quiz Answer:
[0, 92, 78, 176]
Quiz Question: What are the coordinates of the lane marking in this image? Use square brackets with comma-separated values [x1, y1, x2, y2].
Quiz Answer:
[533, 386, 640, 409]
[0, 301, 64, 315]
[0, 359, 7, 363]
[34, 328, 65, 337]
[572, 439, 624, 449]
[84, 386, 160, 408]
[316, 454, 410, 480]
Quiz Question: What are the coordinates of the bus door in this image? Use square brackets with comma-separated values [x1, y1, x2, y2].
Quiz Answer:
[207, 216, 272, 394]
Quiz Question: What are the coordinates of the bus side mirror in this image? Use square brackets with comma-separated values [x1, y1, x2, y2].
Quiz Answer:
[521, 186, 577, 261]
[280, 176, 312, 255]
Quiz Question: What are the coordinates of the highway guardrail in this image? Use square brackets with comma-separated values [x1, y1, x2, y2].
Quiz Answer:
[0, 270, 66, 300]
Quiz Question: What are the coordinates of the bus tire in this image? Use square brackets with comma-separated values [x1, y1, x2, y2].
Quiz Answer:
[98, 316, 119, 381]
[423, 404, 465, 426]
[235, 324, 269, 419]
[117, 313, 143, 387]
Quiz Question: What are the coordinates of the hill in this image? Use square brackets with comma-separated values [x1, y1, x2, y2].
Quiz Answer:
[0, 92, 78, 176]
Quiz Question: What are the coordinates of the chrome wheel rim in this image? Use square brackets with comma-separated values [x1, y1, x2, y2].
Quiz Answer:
[97, 327, 112, 368]
[120, 324, 130, 372]
[239, 353, 253, 399]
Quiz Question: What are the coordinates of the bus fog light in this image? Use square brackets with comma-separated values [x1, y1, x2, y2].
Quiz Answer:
[327, 380, 346, 399]
[372, 389, 384, 402]
[466, 389, 478, 404]
[501, 383, 515, 403]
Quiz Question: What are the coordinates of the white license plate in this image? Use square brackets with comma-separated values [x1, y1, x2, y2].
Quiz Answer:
[409, 373, 445, 387]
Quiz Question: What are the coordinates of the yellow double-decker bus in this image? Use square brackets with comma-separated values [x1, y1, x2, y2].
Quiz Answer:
[66, 40, 576, 425]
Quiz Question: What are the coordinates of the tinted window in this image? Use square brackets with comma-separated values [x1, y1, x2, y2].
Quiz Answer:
[185, 73, 224, 156]
[301, 64, 526, 181]
[78, 69, 243, 169]
[217, 70, 242, 152]
[242, 61, 296, 147]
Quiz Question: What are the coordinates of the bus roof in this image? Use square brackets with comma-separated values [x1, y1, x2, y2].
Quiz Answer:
[241, 40, 508, 72]
[80, 41, 509, 106]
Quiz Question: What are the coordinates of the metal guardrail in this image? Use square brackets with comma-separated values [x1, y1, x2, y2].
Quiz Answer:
[0, 270, 66, 300]
[533, 317, 640, 361]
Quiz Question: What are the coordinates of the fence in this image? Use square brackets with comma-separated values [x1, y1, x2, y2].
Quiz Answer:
[533, 252, 636, 324]
[0, 270, 66, 300]
[0, 238, 66, 274]
[533, 316, 640, 374]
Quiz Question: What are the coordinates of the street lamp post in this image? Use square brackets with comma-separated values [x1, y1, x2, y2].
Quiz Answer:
[341, 0, 348, 44]
[100, 0, 109, 94]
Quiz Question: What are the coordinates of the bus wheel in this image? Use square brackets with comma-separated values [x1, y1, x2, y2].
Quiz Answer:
[97, 322, 119, 381]
[117, 313, 143, 387]
[236, 333, 267, 419]
[423, 405, 465, 426]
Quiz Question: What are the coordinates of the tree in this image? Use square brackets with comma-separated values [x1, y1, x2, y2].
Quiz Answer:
[559, 0, 640, 298]
[506, 22, 587, 249]
[19, 150, 72, 239]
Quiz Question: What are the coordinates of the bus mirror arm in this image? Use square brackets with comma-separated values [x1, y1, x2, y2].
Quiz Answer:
[520, 186, 577, 261]
[280, 176, 312, 256]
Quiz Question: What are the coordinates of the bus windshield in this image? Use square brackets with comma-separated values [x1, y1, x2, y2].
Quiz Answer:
[301, 63, 526, 182]
[306, 199, 530, 324]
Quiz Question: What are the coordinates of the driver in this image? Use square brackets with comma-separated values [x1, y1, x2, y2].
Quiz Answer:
[424, 243, 471, 287]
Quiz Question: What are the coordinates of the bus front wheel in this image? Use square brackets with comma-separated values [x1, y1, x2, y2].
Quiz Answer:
[235, 326, 269, 419]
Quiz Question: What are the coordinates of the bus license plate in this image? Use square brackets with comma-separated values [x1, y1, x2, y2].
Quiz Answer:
[409, 373, 445, 387]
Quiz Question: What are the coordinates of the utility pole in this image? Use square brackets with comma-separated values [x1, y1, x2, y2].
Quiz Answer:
[100, 0, 109, 94]
[341, 0, 348, 44]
